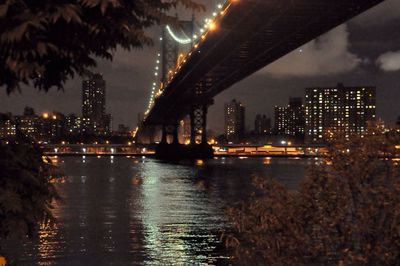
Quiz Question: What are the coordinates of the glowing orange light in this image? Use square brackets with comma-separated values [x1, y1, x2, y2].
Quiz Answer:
[208, 22, 217, 31]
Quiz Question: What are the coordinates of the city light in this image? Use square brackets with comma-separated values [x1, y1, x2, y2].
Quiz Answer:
[207, 21, 217, 31]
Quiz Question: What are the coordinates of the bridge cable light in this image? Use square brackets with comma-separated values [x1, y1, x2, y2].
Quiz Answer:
[166, 25, 192, 44]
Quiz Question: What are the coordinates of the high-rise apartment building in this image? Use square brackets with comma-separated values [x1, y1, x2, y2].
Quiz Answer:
[37, 112, 65, 141]
[1, 108, 66, 142]
[225, 99, 245, 142]
[0, 113, 17, 139]
[305, 83, 376, 143]
[82, 74, 110, 134]
[254, 114, 271, 135]
[274, 98, 305, 137]
[65, 114, 82, 135]
[15, 107, 40, 140]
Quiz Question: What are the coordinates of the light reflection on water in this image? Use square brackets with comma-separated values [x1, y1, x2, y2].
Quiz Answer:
[2, 157, 308, 265]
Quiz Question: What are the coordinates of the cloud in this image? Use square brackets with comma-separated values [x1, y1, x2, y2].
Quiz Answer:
[260, 24, 363, 77]
[376, 51, 400, 72]
[352, 0, 400, 26]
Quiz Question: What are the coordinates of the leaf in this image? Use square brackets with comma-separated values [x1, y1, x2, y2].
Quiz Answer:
[0, 3, 9, 17]
[61, 4, 82, 23]
[1, 21, 29, 42]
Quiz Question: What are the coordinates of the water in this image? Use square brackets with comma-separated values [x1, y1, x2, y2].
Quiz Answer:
[2, 156, 309, 265]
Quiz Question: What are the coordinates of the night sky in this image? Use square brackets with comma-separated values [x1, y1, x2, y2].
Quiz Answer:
[1, 0, 400, 133]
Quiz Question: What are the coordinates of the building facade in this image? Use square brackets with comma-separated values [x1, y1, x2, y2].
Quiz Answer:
[274, 98, 305, 137]
[305, 83, 376, 143]
[82, 74, 110, 135]
[224, 99, 245, 143]
[254, 114, 271, 135]
[15, 107, 40, 140]
[0, 113, 17, 139]
[65, 114, 82, 135]
[37, 112, 65, 142]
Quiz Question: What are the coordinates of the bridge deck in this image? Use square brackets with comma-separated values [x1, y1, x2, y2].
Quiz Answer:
[144, 0, 384, 125]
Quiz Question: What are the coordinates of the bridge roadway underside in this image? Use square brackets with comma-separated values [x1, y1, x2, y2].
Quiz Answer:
[143, 0, 384, 126]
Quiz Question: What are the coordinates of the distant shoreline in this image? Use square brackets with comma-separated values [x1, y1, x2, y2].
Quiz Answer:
[44, 153, 319, 158]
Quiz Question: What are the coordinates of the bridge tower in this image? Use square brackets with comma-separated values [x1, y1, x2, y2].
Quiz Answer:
[155, 18, 213, 159]
[161, 27, 178, 85]
[161, 17, 195, 85]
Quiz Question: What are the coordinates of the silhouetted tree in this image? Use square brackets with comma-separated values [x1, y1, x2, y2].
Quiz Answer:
[0, 0, 203, 93]
[0, 141, 60, 248]
[0, 0, 202, 249]
[224, 131, 400, 265]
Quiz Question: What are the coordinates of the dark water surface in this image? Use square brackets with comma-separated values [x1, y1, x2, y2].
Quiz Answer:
[3, 156, 309, 265]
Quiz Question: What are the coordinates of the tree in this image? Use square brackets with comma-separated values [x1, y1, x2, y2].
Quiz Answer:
[224, 131, 400, 265]
[0, 0, 204, 93]
[0, 0, 203, 259]
[0, 140, 60, 247]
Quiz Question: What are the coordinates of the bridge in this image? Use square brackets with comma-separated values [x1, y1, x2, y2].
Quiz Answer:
[137, 0, 385, 159]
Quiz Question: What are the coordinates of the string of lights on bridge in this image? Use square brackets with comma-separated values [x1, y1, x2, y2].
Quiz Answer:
[144, 1, 236, 119]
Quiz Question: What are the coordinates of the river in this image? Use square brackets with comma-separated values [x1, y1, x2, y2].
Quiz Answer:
[2, 156, 310, 265]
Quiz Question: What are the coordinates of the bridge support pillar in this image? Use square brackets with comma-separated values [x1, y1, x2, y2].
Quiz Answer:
[189, 104, 207, 144]
[155, 106, 213, 160]
[172, 124, 179, 145]
[190, 107, 196, 145]
[161, 125, 168, 144]
[201, 105, 208, 145]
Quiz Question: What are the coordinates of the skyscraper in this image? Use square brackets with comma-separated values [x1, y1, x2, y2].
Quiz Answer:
[274, 98, 305, 137]
[225, 99, 245, 143]
[82, 73, 110, 134]
[305, 83, 376, 143]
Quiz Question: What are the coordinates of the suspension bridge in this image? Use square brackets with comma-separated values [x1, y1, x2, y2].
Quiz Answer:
[136, 0, 385, 159]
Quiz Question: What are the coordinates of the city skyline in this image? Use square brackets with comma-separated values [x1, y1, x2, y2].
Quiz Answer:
[0, 81, 387, 136]
[1, 0, 400, 133]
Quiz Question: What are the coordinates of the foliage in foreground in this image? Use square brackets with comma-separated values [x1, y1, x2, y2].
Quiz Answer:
[0, 141, 59, 248]
[224, 133, 400, 265]
[0, 0, 203, 93]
